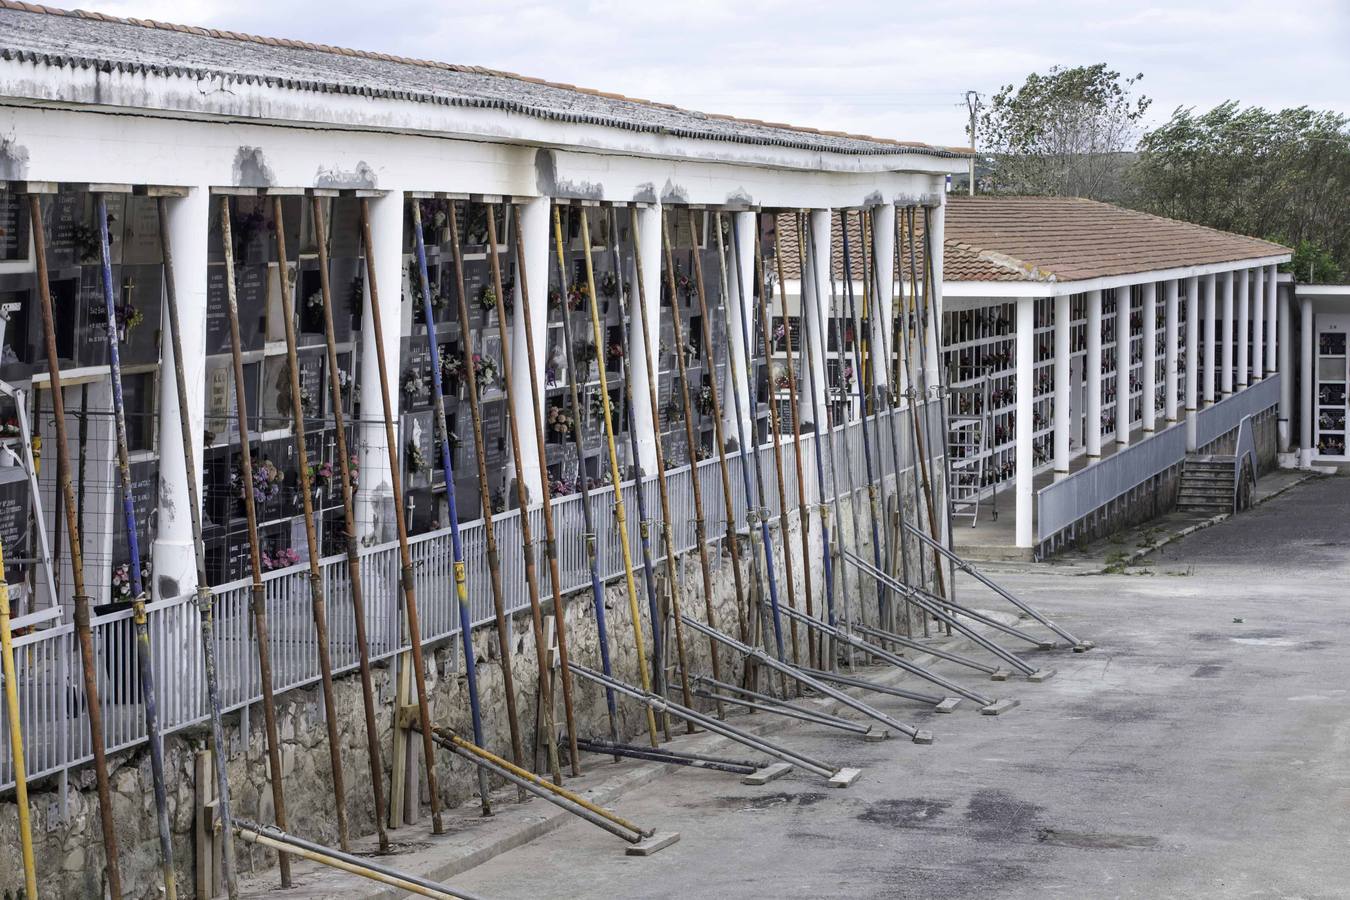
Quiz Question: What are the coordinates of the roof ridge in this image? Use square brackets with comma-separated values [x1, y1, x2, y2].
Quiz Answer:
[0, 1, 971, 159]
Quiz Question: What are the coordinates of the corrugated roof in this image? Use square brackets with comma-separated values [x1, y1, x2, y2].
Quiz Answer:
[773, 196, 1290, 285]
[0, 2, 970, 160]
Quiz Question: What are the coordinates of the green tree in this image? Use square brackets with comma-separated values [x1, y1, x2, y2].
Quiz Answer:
[978, 64, 1151, 199]
[1129, 103, 1350, 281]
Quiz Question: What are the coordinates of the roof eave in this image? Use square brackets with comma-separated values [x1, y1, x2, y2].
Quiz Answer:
[943, 253, 1293, 297]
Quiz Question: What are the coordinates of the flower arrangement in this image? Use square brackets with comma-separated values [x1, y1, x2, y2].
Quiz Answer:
[111, 559, 152, 603]
[113, 299, 144, 341]
[607, 342, 624, 363]
[473, 354, 498, 391]
[406, 440, 428, 474]
[233, 457, 283, 504]
[308, 459, 335, 489]
[588, 391, 611, 421]
[478, 284, 498, 311]
[548, 287, 563, 310]
[401, 368, 428, 400]
[773, 322, 787, 344]
[440, 347, 465, 386]
[567, 281, 587, 311]
[261, 547, 301, 571]
[298, 383, 317, 416]
[346, 454, 359, 489]
[547, 404, 574, 439]
[0, 417, 19, 437]
[771, 365, 790, 390]
[600, 271, 619, 299]
[674, 268, 695, 300]
[305, 290, 325, 313]
[695, 384, 714, 416]
[549, 477, 577, 497]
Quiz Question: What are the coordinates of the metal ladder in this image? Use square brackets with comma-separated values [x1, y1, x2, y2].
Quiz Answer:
[947, 373, 991, 526]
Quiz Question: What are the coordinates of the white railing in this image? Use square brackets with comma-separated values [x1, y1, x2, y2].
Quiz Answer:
[0, 401, 942, 792]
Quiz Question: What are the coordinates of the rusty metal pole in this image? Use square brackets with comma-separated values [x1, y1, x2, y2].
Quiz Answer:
[658, 211, 728, 714]
[626, 208, 695, 724]
[309, 195, 390, 849]
[576, 207, 660, 748]
[219, 198, 293, 883]
[360, 199, 445, 834]
[770, 216, 819, 669]
[437, 203, 530, 787]
[95, 192, 177, 900]
[270, 196, 350, 849]
[29, 195, 122, 897]
[156, 196, 240, 897]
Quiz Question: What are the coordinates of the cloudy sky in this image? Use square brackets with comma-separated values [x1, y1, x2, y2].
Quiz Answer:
[42, 0, 1350, 147]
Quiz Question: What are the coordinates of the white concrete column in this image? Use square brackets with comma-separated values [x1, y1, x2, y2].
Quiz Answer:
[356, 189, 405, 541]
[1265, 265, 1278, 377]
[1300, 297, 1313, 465]
[726, 211, 758, 446]
[1185, 276, 1199, 450]
[1236, 268, 1250, 390]
[1203, 274, 1217, 406]
[1115, 289, 1131, 445]
[922, 210, 942, 398]
[152, 186, 210, 602]
[1014, 296, 1034, 548]
[1164, 279, 1179, 423]
[627, 203, 661, 474]
[1278, 280, 1292, 449]
[510, 198, 550, 497]
[1220, 270, 1234, 398]
[870, 203, 896, 391]
[800, 210, 832, 425]
[1141, 282, 1158, 433]
[1052, 293, 1071, 479]
[1251, 267, 1264, 381]
[1086, 289, 1103, 459]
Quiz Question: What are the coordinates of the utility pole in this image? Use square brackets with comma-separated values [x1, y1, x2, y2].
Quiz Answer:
[965, 91, 979, 196]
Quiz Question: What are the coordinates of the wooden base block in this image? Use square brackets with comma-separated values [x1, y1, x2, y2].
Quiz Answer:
[934, 697, 962, 713]
[990, 669, 1011, 682]
[911, 730, 934, 745]
[742, 762, 792, 785]
[863, 726, 889, 742]
[980, 698, 1020, 716]
[626, 832, 681, 856]
[1028, 668, 1057, 683]
[828, 767, 862, 788]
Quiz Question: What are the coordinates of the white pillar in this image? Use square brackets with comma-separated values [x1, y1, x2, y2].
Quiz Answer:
[724, 210, 757, 447]
[1236, 268, 1249, 390]
[1300, 297, 1313, 465]
[1164, 279, 1179, 423]
[870, 203, 896, 392]
[628, 203, 661, 474]
[1185, 276, 1199, 450]
[1265, 265, 1278, 377]
[1086, 290, 1103, 459]
[1251, 267, 1264, 381]
[357, 190, 404, 541]
[1278, 280, 1293, 450]
[510, 198, 551, 497]
[800, 210, 832, 425]
[1141, 282, 1158, 433]
[152, 186, 210, 602]
[1053, 292, 1071, 479]
[1203, 274, 1217, 406]
[1014, 296, 1034, 548]
[1115, 289, 1131, 445]
[1220, 270, 1234, 398]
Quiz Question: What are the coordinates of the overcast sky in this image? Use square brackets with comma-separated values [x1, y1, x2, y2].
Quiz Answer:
[44, 0, 1350, 147]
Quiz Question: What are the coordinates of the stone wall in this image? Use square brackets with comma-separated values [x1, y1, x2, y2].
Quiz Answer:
[0, 469, 936, 899]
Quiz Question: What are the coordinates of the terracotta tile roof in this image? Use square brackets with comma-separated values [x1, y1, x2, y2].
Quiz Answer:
[773, 196, 1290, 286]
[0, 2, 971, 160]
[772, 210, 929, 283]
[942, 195, 1290, 283]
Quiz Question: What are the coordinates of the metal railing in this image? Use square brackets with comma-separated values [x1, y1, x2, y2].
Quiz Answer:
[0, 400, 942, 792]
[1194, 375, 1280, 450]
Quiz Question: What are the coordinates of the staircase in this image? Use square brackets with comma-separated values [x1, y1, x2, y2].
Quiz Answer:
[1177, 455, 1235, 515]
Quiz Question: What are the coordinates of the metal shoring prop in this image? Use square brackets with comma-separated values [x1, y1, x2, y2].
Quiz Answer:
[507, 202, 586, 773]
[576, 206, 661, 747]
[626, 208, 696, 725]
[800, 667, 949, 707]
[801, 212, 859, 670]
[921, 205, 961, 616]
[575, 738, 758, 775]
[220, 199, 293, 881]
[358, 198, 445, 833]
[850, 619, 1001, 677]
[442, 203, 530, 789]
[570, 662, 855, 784]
[840, 547, 1040, 676]
[895, 210, 935, 636]
[658, 211, 729, 715]
[233, 820, 482, 900]
[902, 522, 1090, 650]
[677, 611, 929, 741]
[765, 215, 817, 670]
[309, 196, 392, 844]
[157, 196, 240, 894]
[96, 193, 178, 898]
[271, 197, 352, 845]
[903, 207, 951, 630]
[409, 200, 491, 814]
[0, 538, 38, 900]
[688, 674, 879, 738]
[711, 214, 784, 670]
[604, 211, 670, 735]
[550, 204, 624, 756]
[724, 216, 792, 670]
